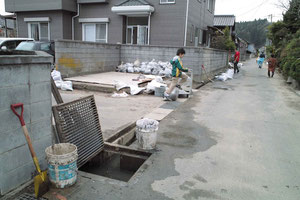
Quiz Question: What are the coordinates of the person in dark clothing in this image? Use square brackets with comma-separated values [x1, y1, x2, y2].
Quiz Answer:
[234, 49, 240, 73]
[267, 54, 277, 78]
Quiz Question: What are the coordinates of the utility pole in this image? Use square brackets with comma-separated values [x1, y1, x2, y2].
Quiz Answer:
[268, 14, 273, 23]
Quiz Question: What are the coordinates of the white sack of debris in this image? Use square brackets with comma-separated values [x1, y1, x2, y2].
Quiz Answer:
[116, 59, 173, 77]
[112, 92, 129, 98]
[51, 70, 73, 91]
[215, 69, 234, 81]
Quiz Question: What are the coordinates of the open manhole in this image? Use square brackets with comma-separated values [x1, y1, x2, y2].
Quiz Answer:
[79, 122, 152, 182]
[80, 150, 151, 182]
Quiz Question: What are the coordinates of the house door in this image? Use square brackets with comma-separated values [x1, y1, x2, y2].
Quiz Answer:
[126, 26, 148, 45]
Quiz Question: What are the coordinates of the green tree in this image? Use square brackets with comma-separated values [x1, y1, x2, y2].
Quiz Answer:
[211, 27, 235, 51]
[267, 0, 300, 83]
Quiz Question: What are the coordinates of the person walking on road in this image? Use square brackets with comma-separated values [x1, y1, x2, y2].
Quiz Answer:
[257, 52, 265, 69]
[267, 54, 277, 78]
[164, 48, 189, 101]
[234, 49, 240, 74]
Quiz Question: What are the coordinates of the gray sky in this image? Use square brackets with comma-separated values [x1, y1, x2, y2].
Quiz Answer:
[0, 0, 286, 22]
[215, 0, 286, 22]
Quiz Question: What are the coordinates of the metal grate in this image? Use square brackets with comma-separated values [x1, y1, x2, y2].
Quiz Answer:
[52, 95, 104, 168]
[14, 193, 48, 200]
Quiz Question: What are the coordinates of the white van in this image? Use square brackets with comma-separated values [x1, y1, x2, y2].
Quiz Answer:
[0, 38, 34, 50]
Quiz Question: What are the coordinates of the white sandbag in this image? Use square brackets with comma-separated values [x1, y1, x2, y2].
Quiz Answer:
[61, 81, 73, 91]
[226, 69, 234, 79]
[146, 80, 167, 92]
[237, 63, 243, 68]
[54, 80, 63, 88]
[115, 81, 129, 91]
[130, 85, 145, 95]
[127, 66, 134, 73]
[112, 92, 129, 98]
[51, 70, 62, 81]
[155, 76, 164, 83]
[134, 59, 141, 67]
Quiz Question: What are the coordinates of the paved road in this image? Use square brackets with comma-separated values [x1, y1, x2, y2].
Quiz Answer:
[45, 59, 300, 200]
[152, 59, 300, 199]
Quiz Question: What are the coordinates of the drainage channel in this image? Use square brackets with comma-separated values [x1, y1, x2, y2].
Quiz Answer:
[78, 122, 152, 182]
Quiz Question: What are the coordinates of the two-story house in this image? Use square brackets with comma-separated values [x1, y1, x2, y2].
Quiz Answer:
[5, 0, 216, 47]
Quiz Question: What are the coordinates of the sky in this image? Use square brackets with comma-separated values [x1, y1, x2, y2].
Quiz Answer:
[0, 0, 287, 22]
[215, 0, 287, 22]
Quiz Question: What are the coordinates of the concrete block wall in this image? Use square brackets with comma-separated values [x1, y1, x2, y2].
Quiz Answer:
[120, 45, 228, 82]
[0, 52, 53, 195]
[55, 40, 121, 78]
[55, 40, 228, 82]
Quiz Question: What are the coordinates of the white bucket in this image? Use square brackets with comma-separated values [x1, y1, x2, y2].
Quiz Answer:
[45, 143, 78, 188]
[136, 118, 159, 150]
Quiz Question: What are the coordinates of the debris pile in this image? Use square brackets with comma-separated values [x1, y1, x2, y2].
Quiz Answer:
[116, 59, 173, 77]
[215, 69, 234, 81]
[51, 70, 73, 91]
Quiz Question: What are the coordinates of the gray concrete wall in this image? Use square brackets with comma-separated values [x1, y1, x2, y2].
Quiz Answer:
[5, 0, 76, 12]
[120, 44, 228, 82]
[0, 51, 53, 195]
[55, 40, 121, 77]
[55, 40, 228, 82]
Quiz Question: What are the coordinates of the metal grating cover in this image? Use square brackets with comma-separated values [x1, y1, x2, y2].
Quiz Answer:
[14, 193, 48, 200]
[52, 95, 104, 168]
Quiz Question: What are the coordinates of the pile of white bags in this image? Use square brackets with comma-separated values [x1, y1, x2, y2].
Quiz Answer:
[116, 59, 173, 77]
[51, 70, 73, 91]
[215, 69, 234, 81]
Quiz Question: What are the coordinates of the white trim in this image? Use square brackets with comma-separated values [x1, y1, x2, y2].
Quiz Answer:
[148, 13, 151, 45]
[24, 17, 50, 22]
[160, 0, 175, 4]
[111, 5, 154, 16]
[79, 18, 110, 23]
[72, 3, 80, 40]
[184, 0, 189, 46]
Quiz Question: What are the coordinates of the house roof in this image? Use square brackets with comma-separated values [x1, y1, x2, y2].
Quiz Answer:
[116, 0, 151, 6]
[214, 15, 236, 27]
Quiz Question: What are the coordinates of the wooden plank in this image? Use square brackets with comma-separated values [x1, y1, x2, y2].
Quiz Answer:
[104, 142, 152, 157]
[51, 76, 64, 104]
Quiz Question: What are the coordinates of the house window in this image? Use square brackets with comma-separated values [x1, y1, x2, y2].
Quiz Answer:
[28, 22, 49, 41]
[160, 0, 175, 4]
[82, 23, 107, 43]
[207, 0, 214, 12]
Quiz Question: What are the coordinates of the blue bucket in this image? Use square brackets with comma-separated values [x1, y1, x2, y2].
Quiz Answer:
[45, 143, 78, 188]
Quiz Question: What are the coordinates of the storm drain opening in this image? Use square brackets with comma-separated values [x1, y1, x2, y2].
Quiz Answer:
[79, 143, 152, 182]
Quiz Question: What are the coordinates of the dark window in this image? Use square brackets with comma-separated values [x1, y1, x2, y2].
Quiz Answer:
[2, 41, 17, 50]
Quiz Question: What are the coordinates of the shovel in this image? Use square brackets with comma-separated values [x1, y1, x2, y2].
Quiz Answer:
[201, 65, 214, 83]
[11, 103, 49, 198]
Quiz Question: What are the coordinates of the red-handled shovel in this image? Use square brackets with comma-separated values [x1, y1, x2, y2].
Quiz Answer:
[11, 103, 49, 198]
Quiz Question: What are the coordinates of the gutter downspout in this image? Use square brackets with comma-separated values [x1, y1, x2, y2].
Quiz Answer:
[148, 12, 151, 45]
[184, 0, 189, 46]
[72, 4, 80, 40]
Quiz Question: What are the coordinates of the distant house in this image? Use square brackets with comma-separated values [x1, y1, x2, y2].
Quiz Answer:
[213, 15, 236, 36]
[0, 14, 17, 37]
[5, 0, 216, 47]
